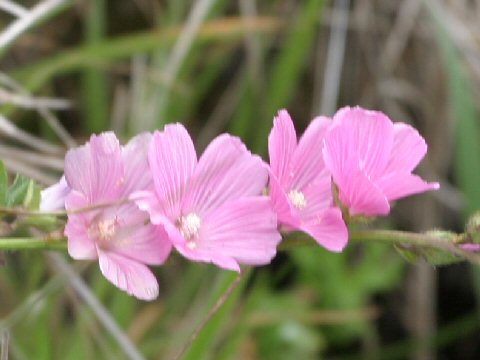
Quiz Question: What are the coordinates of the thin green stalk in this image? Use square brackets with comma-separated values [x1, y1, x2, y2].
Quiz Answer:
[281, 229, 480, 265]
[173, 269, 248, 360]
[1, 229, 479, 264]
[0, 237, 67, 251]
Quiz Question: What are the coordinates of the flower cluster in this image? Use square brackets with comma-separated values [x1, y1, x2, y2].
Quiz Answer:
[42, 106, 439, 300]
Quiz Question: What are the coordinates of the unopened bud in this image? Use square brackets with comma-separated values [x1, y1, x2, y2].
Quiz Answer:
[465, 212, 480, 244]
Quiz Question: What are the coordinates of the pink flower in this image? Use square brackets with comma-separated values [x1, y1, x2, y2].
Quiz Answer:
[133, 124, 281, 272]
[323, 106, 440, 216]
[268, 110, 348, 252]
[61, 132, 171, 300]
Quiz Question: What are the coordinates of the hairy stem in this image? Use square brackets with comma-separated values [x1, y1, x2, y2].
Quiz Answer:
[281, 229, 480, 265]
[1, 229, 479, 265]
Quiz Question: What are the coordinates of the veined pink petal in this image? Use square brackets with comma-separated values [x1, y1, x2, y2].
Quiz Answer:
[112, 224, 172, 265]
[131, 190, 166, 223]
[323, 117, 362, 193]
[98, 251, 159, 301]
[182, 134, 268, 217]
[40, 176, 70, 211]
[299, 175, 335, 221]
[65, 132, 124, 203]
[301, 207, 348, 252]
[121, 132, 153, 196]
[268, 173, 299, 228]
[101, 203, 172, 265]
[331, 106, 394, 180]
[386, 123, 428, 173]
[338, 166, 390, 216]
[65, 215, 97, 260]
[176, 197, 281, 271]
[289, 116, 331, 190]
[65, 191, 98, 259]
[149, 125, 197, 220]
[376, 172, 440, 201]
[268, 110, 297, 184]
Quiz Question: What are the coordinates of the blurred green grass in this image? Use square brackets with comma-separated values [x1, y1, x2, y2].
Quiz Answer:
[2, 1, 480, 359]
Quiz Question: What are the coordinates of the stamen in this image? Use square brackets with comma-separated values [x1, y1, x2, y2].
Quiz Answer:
[88, 217, 118, 250]
[97, 218, 117, 240]
[186, 241, 197, 250]
[178, 213, 201, 240]
[288, 190, 307, 210]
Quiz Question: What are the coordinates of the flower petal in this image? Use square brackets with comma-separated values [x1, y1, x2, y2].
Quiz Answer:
[376, 172, 440, 201]
[112, 223, 172, 265]
[40, 176, 70, 211]
[98, 251, 159, 301]
[176, 197, 281, 270]
[182, 134, 268, 217]
[328, 107, 394, 180]
[386, 123, 428, 173]
[297, 170, 334, 221]
[149, 125, 197, 220]
[65, 217, 97, 259]
[64, 191, 98, 259]
[301, 207, 348, 252]
[65, 132, 124, 203]
[338, 166, 390, 216]
[289, 116, 331, 190]
[132, 190, 165, 222]
[268, 110, 297, 184]
[121, 132, 153, 196]
[268, 172, 299, 228]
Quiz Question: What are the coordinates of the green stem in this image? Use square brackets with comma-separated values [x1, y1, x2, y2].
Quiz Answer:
[0, 237, 67, 251]
[281, 229, 480, 265]
[1, 229, 479, 266]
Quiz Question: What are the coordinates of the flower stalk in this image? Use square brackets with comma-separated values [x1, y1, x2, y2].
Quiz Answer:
[1, 229, 479, 266]
[0, 237, 67, 251]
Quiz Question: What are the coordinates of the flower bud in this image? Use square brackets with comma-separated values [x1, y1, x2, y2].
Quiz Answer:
[465, 212, 480, 244]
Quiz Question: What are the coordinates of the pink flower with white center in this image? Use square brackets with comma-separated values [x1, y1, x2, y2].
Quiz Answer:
[323, 106, 440, 216]
[54, 132, 171, 300]
[268, 110, 348, 252]
[133, 124, 281, 272]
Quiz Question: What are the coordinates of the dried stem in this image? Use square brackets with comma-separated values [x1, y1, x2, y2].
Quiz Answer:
[0, 0, 74, 55]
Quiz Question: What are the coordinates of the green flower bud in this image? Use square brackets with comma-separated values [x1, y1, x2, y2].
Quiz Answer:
[465, 212, 480, 244]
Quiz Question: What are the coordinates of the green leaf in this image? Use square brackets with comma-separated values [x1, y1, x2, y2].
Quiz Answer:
[420, 247, 463, 266]
[6, 175, 31, 207]
[394, 244, 419, 263]
[0, 160, 8, 206]
[3, 174, 41, 210]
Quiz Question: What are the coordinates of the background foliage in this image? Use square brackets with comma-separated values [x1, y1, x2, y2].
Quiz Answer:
[1, 0, 480, 359]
